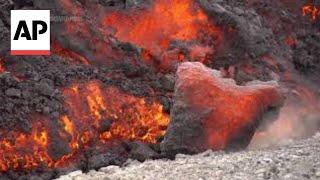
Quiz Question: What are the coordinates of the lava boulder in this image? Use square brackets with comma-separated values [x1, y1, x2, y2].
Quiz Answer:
[161, 62, 284, 157]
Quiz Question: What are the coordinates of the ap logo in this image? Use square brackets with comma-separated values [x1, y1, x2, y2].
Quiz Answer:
[11, 10, 50, 55]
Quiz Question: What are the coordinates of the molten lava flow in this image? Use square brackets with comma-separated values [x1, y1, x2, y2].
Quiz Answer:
[0, 81, 169, 171]
[99, 87, 169, 143]
[0, 116, 54, 171]
[302, 4, 320, 22]
[58, 0, 222, 69]
[102, 0, 222, 69]
[62, 81, 169, 147]
[52, 42, 90, 65]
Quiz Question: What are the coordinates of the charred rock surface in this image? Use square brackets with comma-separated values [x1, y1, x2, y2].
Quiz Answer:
[161, 62, 284, 157]
[201, 1, 273, 64]
[247, 0, 320, 85]
[293, 31, 320, 84]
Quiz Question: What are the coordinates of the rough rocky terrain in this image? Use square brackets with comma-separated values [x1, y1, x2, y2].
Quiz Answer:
[57, 133, 320, 180]
[0, 0, 319, 179]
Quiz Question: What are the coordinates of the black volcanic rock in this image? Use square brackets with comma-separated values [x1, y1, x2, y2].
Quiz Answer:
[87, 152, 127, 170]
[200, 0, 273, 66]
[129, 141, 160, 162]
[5, 88, 21, 98]
[0, 19, 10, 54]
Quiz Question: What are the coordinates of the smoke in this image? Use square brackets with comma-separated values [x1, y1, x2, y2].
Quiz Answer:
[249, 76, 320, 149]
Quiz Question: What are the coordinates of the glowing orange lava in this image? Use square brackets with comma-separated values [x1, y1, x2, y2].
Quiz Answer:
[58, 0, 222, 69]
[302, 4, 320, 21]
[0, 117, 53, 171]
[102, 0, 222, 69]
[52, 42, 90, 65]
[62, 81, 169, 145]
[0, 81, 169, 171]
[0, 58, 4, 73]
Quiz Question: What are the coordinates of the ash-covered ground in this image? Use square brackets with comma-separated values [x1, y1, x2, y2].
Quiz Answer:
[57, 133, 320, 180]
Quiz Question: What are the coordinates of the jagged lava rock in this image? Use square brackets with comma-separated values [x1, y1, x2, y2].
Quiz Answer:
[161, 62, 284, 156]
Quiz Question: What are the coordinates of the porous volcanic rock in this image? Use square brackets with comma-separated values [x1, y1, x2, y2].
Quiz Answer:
[0, 19, 10, 54]
[200, 0, 274, 66]
[161, 62, 284, 156]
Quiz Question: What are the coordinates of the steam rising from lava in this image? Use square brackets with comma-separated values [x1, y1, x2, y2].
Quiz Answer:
[0, 81, 169, 171]
[250, 83, 320, 148]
